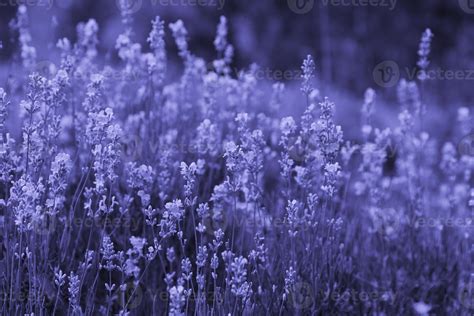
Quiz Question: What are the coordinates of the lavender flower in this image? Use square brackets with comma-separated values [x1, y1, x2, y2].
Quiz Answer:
[126, 162, 155, 206]
[76, 19, 99, 61]
[196, 245, 208, 268]
[0, 88, 8, 138]
[68, 271, 81, 314]
[213, 16, 233, 74]
[195, 119, 221, 157]
[214, 16, 229, 54]
[9, 176, 45, 232]
[159, 200, 185, 238]
[100, 235, 117, 271]
[284, 265, 296, 298]
[124, 236, 145, 279]
[180, 161, 197, 206]
[117, 0, 136, 28]
[230, 256, 252, 299]
[361, 88, 376, 136]
[148, 16, 167, 84]
[10, 5, 36, 69]
[285, 200, 301, 237]
[169, 285, 185, 316]
[169, 20, 190, 60]
[86, 107, 122, 193]
[301, 55, 315, 97]
[0, 11, 468, 316]
[46, 153, 72, 215]
[417, 28, 434, 78]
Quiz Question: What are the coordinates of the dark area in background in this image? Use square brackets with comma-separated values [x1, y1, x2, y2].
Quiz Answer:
[0, 0, 473, 105]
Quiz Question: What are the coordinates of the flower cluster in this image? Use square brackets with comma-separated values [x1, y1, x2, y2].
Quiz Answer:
[0, 10, 471, 316]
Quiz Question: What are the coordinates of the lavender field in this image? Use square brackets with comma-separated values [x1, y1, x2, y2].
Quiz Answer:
[0, 1, 473, 315]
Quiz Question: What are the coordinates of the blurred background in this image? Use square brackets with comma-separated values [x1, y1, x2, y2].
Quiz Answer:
[0, 0, 473, 129]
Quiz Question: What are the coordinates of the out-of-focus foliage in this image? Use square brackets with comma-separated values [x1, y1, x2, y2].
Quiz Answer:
[1, 1, 473, 104]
